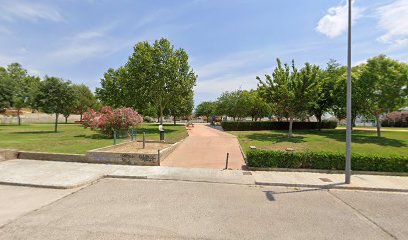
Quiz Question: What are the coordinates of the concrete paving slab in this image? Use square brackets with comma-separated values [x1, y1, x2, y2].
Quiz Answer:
[0, 159, 116, 189]
[253, 171, 408, 192]
[110, 166, 255, 185]
[0, 179, 398, 240]
[0, 185, 79, 227]
[330, 190, 408, 239]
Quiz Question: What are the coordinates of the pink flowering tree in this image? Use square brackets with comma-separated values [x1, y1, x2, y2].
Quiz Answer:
[82, 106, 143, 137]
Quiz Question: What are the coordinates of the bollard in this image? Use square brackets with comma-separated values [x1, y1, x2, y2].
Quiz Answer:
[224, 153, 229, 170]
[157, 149, 160, 165]
[143, 132, 146, 149]
[113, 130, 117, 145]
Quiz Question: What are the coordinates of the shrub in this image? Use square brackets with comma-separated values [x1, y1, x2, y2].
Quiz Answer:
[221, 121, 337, 131]
[381, 111, 408, 127]
[246, 150, 408, 172]
[82, 106, 143, 136]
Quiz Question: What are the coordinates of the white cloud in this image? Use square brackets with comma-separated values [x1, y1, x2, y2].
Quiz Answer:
[0, 0, 64, 22]
[376, 0, 408, 49]
[316, 0, 362, 38]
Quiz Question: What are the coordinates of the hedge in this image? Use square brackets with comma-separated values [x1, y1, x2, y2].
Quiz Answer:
[221, 121, 337, 131]
[246, 150, 408, 172]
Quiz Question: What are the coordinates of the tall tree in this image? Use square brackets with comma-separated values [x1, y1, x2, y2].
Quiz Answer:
[245, 90, 272, 121]
[216, 90, 250, 121]
[257, 59, 319, 137]
[96, 67, 131, 109]
[309, 60, 340, 129]
[0, 66, 13, 111]
[126, 38, 197, 124]
[168, 91, 194, 125]
[35, 77, 76, 132]
[195, 101, 216, 122]
[359, 55, 408, 137]
[0, 63, 40, 125]
[72, 84, 96, 121]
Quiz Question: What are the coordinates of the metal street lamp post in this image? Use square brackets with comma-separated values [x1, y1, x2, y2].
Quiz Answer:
[345, 0, 352, 184]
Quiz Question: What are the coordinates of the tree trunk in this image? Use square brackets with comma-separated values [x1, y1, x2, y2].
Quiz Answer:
[288, 115, 293, 138]
[316, 114, 322, 131]
[173, 116, 176, 125]
[17, 108, 21, 126]
[54, 113, 59, 133]
[206, 116, 209, 123]
[159, 107, 163, 125]
[375, 114, 381, 137]
[80, 113, 83, 121]
[65, 116, 68, 124]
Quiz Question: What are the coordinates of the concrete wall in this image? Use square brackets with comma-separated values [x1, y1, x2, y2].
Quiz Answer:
[18, 151, 87, 162]
[86, 151, 159, 166]
[0, 149, 18, 161]
[9, 140, 181, 166]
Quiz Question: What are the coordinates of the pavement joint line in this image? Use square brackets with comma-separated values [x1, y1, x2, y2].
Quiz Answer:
[327, 191, 398, 240]
[254, 181, 408, 193]
[107, 176, 256, 186]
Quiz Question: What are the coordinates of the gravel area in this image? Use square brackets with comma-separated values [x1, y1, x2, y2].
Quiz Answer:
[99, 141, 172, 154]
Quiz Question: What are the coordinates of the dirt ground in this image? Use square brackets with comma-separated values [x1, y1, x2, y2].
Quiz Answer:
[99, 141, 172, 154]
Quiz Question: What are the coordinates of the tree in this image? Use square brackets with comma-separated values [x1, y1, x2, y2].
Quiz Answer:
[257, 59, 319, 137]
[0, 63, 40, 125]
[359, 55, 408, 137]
[167, 91, 194, 125]
[309, 60, 340, 129]
[0, 66, 13, 111]
[125, 38, 197, 124]
[245, 90, 272, 121]
[96, 67, 131, 109]
[195, 101, 217, 122]
[35, 76, 76, 132]
[216, 90, 249, 121]
[72, 84, 96, 121]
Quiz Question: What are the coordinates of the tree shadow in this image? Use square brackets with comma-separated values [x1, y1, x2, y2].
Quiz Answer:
[318, 130, 407, 147]
[245, 133, 306, 144]
[74, 133, 111, 139]
[12, 131, 57, 134]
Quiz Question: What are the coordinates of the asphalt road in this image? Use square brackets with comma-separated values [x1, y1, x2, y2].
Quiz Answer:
[1, 179, 407, 240]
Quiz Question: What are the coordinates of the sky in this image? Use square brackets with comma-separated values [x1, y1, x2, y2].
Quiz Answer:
[0, 0, 407, 105]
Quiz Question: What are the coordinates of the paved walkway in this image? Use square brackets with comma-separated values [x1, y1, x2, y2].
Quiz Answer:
[0, 159, 407, 192]
[161, 123, 245, 169]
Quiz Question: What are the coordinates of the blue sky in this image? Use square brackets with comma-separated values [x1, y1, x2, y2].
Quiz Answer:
[0, 0, 407, 104]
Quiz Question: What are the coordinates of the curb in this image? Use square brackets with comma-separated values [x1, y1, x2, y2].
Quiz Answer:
[255, 181, 408, 193]
[0, 176, 104, 189]
[248, 167, 408, 177]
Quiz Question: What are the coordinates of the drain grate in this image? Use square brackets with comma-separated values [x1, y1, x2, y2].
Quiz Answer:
[242, 171, 252, 175]
[319, 178, 333, 183]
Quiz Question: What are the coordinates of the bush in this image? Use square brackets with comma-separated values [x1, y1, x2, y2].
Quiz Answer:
[82, 106, 143, 136]
[246, 150, 408, 172]
[381, 111, 408, 127]
[221, 121, 337, 131]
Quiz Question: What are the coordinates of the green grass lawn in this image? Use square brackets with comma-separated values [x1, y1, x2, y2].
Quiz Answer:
[0, 123, 187, 154]
[230, 128, 408, 157]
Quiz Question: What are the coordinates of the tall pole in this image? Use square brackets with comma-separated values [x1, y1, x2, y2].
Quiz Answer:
[345, 0, 352, 184]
